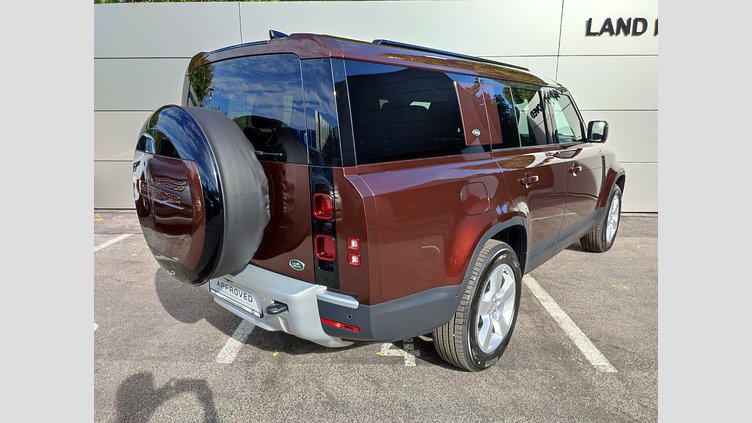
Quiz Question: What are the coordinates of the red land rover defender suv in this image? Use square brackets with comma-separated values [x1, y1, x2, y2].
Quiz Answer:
[132, 31, 625, 371]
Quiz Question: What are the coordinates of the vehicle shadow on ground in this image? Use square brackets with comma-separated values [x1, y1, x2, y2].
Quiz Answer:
[399, 336, 465, 371]
[115, 372, 218, 423]
[153, 268, 368, 355]
[565, 242, 586, 252]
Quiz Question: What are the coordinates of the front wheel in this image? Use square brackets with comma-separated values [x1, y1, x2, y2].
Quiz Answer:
[432, 240, 521, 371]
[580, 185, 622, 252]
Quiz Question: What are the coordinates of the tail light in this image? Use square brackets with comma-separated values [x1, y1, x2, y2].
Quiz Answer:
[321, 317, 360, 333]
[347, 253, 361, 267]
[313, 193, 334, 220]
[315, 234, 336, 261]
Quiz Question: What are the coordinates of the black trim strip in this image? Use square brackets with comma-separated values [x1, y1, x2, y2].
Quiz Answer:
[318, 285, 461, 342]
[556, 208, 606, 252]
[310, 165, 340, 289]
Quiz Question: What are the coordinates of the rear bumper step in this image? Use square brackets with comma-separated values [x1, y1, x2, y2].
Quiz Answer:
[208, 263, 463, 347]
[206, 264, 352, 348]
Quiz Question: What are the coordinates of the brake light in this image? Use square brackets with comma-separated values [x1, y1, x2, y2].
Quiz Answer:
[320, 317, 360, 333]
[315, 234, 336, 261]
[313, 193, 334, 220]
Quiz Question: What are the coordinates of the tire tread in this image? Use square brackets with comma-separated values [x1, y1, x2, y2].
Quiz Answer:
[580, 186, 621, 253]
[433, 239, 502, 371]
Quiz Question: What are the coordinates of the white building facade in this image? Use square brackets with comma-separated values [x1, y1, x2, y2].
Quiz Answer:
[95, 0, 658, 211]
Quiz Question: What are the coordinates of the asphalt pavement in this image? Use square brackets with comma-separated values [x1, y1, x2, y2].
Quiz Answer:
[94, 211, 657, 422]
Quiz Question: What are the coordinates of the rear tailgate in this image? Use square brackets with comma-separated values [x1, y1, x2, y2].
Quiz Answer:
[251, 161, 315, 283]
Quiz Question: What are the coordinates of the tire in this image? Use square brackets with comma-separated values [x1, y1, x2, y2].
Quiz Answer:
[580, 185, 622, 253]
[432, 240, 522, 371]
[133, 105, 270, 285]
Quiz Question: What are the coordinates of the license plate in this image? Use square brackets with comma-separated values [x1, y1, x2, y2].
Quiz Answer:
[210, 278, 262, 317]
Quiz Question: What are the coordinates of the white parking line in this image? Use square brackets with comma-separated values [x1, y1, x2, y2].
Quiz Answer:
[216, 320, 255, 364]
[379, 338, 420, 367]
[94, 234, 133, 252]
[523, 275, 618, 373]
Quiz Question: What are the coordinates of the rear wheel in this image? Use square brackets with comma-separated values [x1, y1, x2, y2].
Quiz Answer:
[580, 185, 622, 252]
[432, 240, 521, 371]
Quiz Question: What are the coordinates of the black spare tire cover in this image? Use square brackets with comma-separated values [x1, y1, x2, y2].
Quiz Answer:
[133, 105, 270, 285]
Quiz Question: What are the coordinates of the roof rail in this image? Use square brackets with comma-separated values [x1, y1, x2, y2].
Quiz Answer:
[372, 39, 529, 72]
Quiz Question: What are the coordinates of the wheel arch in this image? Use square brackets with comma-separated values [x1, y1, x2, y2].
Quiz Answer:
[490, 224, 528, 275]
[615, 173, 626, 194]
[598, 168, 626, 208]
[463, 217, 529, 285]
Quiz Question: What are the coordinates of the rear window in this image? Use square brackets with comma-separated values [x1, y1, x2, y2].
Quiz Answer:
[187, 54, 308, 163]
[345, 60, 466, 164]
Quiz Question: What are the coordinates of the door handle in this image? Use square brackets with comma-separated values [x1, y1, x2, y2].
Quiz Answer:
[518, 174, 539, 188]
[568, 165, 583, 175]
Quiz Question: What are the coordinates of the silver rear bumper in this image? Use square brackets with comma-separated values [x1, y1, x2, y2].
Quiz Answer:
[205, 263, 353, 348]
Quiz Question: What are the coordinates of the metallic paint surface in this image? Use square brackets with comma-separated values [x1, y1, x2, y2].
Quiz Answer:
[178, 35, 626, 307]
[251, 161, 315, 283]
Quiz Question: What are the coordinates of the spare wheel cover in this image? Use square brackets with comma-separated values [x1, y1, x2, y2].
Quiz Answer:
[132, 105, 270, 285]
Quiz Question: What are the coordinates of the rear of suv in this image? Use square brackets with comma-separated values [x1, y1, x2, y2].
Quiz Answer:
[132, 31, 625, 371]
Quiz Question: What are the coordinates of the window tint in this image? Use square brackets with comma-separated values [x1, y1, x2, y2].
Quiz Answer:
[302, 59, 342, 166]
[187, 54, 307, 163]
[485, 83, 521, 149]
[345, 60, 466, 164]
[547, 91, 585, 144]
[510, 88, 549, 147]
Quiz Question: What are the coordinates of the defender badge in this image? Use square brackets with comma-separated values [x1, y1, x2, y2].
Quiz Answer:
[289, 259, 305, 271]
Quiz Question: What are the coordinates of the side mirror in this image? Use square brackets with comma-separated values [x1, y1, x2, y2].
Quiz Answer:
[587, 121, 609, 143]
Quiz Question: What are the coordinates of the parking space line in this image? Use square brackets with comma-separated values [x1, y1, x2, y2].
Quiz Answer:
[94, 234, 133, 252]
[523, 275, 618, 373]
[216, 320, 255, 364]
[379, 338, 419, 366]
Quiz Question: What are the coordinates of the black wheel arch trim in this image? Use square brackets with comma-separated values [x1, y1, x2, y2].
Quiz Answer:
[470, 217, 529, 276]
[599, 168, 626, 208]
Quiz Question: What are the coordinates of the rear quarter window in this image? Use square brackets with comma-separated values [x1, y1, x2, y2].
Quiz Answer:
[344, 60, 468, 164]
[187, 54, 308, 163]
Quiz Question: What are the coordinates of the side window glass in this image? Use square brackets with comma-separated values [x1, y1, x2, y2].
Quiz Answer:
[547, 91, 585, 144]
[511, 88, 549, 147]
[345, 60, 466, 164]
[188, 54, 307, 163]
[485, 82, 521, 149]
[302, 59, 342, 166]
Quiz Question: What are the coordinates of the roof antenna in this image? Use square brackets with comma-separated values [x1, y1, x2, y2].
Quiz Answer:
[269, 30, 289, 40]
